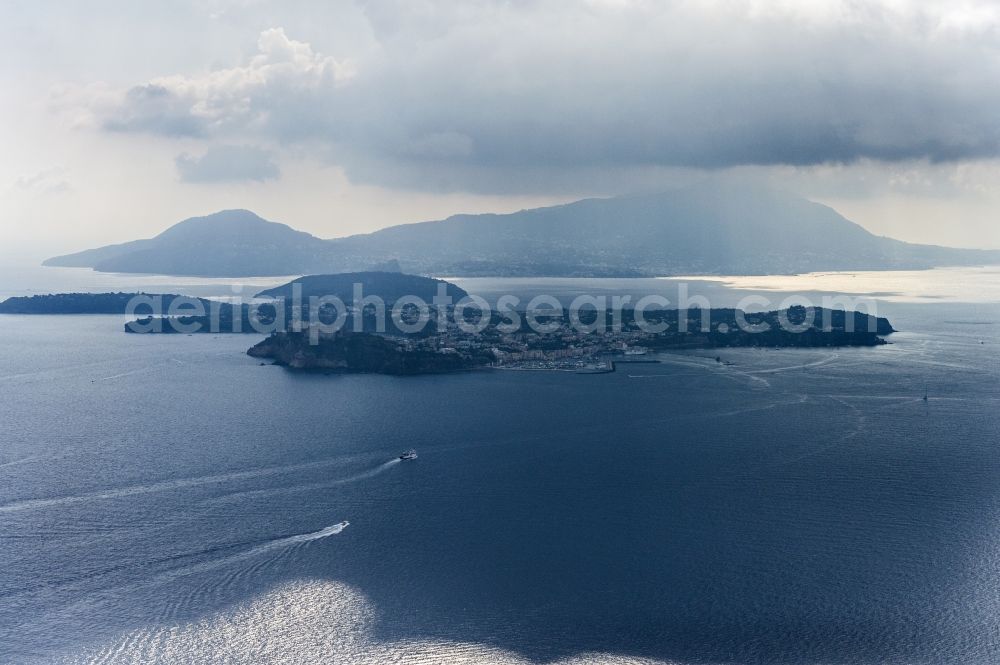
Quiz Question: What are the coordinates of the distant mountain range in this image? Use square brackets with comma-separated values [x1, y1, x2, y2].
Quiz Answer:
[44, 184, 1000, 277]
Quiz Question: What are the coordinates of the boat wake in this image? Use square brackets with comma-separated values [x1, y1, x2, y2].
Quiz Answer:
[152, 522, 349, 585]
[202, 458, 402, 506]
[744, 353, 840, 375]
[0, 458, 354, 514]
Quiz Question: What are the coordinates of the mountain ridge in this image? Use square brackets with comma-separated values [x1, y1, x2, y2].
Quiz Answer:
[43, 186, 1000, 277]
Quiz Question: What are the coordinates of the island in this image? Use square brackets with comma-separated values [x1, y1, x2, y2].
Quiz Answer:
[44, 185, 1000, 278]
[0, 292, 213, 315]
[0, 291, 279, 333]
[246, 306, 895, 375]
[120, 272, 468, 334]
[255, 271, 468, 303]
[2, 289, 894, 376]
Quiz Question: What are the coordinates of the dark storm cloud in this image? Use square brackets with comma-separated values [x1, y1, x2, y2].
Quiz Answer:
[89, 2, 1000, 192]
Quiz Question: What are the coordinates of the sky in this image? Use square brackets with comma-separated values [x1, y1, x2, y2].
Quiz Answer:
[2, 0, 1000, 258]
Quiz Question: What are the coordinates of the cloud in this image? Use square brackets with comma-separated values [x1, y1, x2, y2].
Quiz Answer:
[81, 2, 1000, 193]
[11, 167, 73, 196]
[175, 144, 280, 183]
[100, 27, 354, 140]
[104, 84, 207, 137]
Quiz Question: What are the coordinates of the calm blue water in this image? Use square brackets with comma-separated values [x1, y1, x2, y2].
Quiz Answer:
[0, 270, 999, 664]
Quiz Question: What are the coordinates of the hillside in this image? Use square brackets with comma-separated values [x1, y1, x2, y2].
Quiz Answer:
[326, 183, 997, 275]
[44, 185, 1000, 277]
[44, 210, 341, 277]
[256, 272, 468, 304]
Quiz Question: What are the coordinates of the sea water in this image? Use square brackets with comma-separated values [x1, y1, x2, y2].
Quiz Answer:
[0, 266, 998, 664]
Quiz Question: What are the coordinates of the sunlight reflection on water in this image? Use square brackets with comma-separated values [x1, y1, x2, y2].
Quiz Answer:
[672, 266, 1000, 303]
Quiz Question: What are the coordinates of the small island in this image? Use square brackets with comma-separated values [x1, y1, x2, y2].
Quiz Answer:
[0, 292, 211, 315]
[255, 271, 468, 303]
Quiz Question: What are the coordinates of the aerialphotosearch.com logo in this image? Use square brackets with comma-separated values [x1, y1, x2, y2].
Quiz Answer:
[124, 282, 882, 342]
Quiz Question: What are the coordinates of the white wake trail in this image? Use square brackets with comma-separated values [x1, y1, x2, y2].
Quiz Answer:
[152, 522, 349, 583]
[0, 458, 350, 514]
[202, 458, 402, 505]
